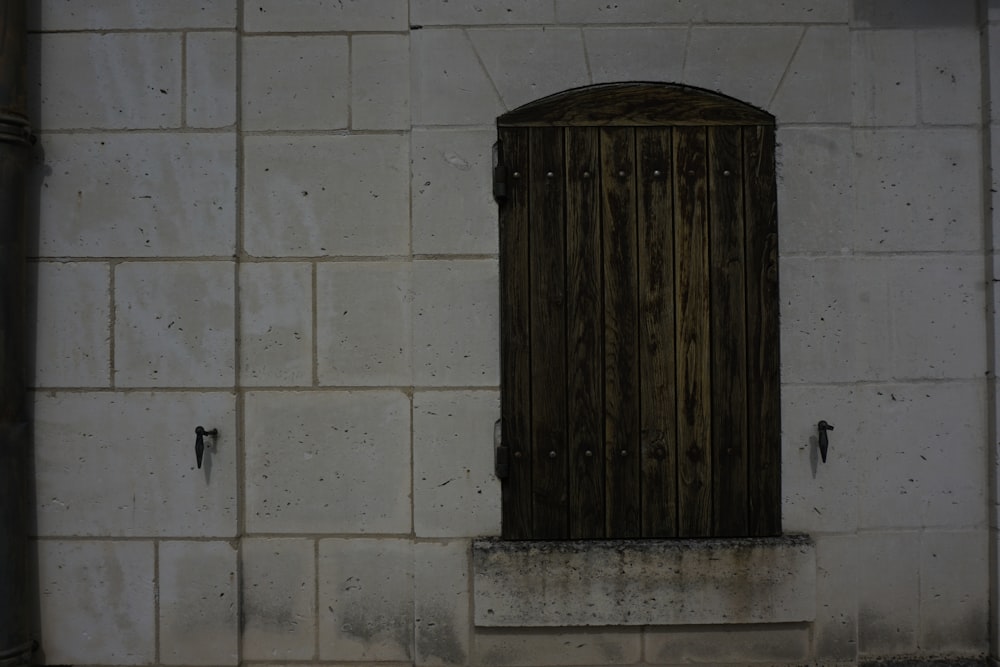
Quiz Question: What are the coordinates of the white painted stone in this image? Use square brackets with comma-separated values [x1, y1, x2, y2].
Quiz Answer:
[115, 261, 235, 387]
[37, 540, 154, 665]
[919, 530, 989, 653]
[29, 33, 181, 130]
[705, 0, 849, 23]
[414, 391, 501, 537]
[33, 262, 110, 388]
[776, 127, 852, 254]
[412, 29, 504, 126]
[34, 391, 237, 537]
[415, 541, 470, 666]
[470, 28, 590, 111]
[852, 30, 917, 126]
[813, 535, 859, 662]
[38, 133, 236, 257]
[473, 627, 641, 666]
[857, 382, 987, 530]
[412, 128, 498, 255]
[473, 536, 816, 626]
[244, 0, 407, 32]
[159, 540, 239, 665]
[683, 26, 802, 111]
[240, 262, 313, 387]
[242, 36, 349, 131]
[917, 29, 982, 126]
[316, 262, 412, 386]
[244, 134, 409, 257]
[413, 260, 499, 386]
[555, 0, 703, 23]
[644, 624, 810, 664]
[242, 538, 316, 661]
[853, 128, 983, 252]
[857, 531, 920, 656]
[352, 34, 410, 131]
[583, 28, 687, 85]
[245, 391, 411, 534]
[771, 26, 851, 123]
[318, 538, 414, 661]
[186, 32, 237, 128]
[413, 0, 554, 24]
[31, 0, 236, 29]
[781, 384, 859, 534]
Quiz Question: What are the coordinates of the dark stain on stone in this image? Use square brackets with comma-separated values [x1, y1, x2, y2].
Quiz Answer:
[416, 603, 466, 665]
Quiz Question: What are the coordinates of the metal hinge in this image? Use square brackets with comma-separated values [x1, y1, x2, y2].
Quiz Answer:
[494, 418, 508, 479]
[492, 141, 507, 203]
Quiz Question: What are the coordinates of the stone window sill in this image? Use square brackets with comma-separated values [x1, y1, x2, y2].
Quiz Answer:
[472, 534, 815, 627]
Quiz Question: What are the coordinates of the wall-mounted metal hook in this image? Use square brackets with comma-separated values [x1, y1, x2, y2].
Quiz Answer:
[195, 426, 218, 469]
[817, 420, 834, 463]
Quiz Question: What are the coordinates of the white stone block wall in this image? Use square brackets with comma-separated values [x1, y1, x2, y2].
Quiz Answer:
[24, 0, 994, 665]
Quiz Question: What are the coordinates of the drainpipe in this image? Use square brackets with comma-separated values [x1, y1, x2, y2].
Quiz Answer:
[0, 0, 34, 665]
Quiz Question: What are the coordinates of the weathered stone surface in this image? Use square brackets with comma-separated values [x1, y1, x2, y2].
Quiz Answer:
[644, 623, 811, 664]
[242, 538, 316, 661]
[472, 535, 816, 626]
[30, 0, 236, 29]
[415, 541, 470, 666]
[352, 34, 410, 131]
[411, 29, 504, 126]
[473, 627, 641, 666]
[917, 29, 982, 126]
[771, 26, 851, 123]
[555, 0, 703, 23]
[583, 27, 686, 85]
[244, 0, 407, 32]
[852, 30, 917, 126]
[813, 535, 860, 662]
[240, 262, 313, 387]
[413, 0, 555, 24]
[186, 32, 237, 128]
[857, 531, 920, 656]
[919, 530, 989, 654]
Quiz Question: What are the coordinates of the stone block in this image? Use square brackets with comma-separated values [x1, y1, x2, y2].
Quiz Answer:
[318, 538, 414, 661]
[414, 391, 501, 537]
[240, 262, 313, 387]
[852, 30, 917, 126]
[244, 0, 407, 32]
[992, 26, 1000, 125]
[472, 536, 816, 626]
[242, 36, 348, 132]
[245, 391, 411, 534]
[683, 26, 802, 111]
[781, 384, 860, 534]
[469, 28, 590, 111]
[813, 535, 859, 662]
[583, 28, 686, 85]
[413, 260, 499, 386]
[644, 624, 810, 664]
[34, 391, 238, 537]
[555, 0, 703, 23]
[771, 26, 851, 123]
[473, 627, 641, 666]
[857, 531, 920, 656]
[776, 127, 852, 254]
[244, 134, 409, 257]
[352, 34, 409, 131]
[855, 382, 987, 530]
[412, 128, 497, 255]
[159, 541, 239, 665]
[413, 0, 554, 24]
[37, 133, 236, 257]
[705, 0, 849, 23]
[415, 541, 470, 666]
[853, 0, 979, 28]
[32, 261, 110, 388]
[316, 262, 412, 386]
[242, 538, 316, 661]
[37, 540, 155, 665]
[187, 32, 237, 128]
[115, 261, 235, 387]
[29, 33, 181, 130]
[411, 29, 504, 126]
[30, 0, 235, 29]
[919, 530, 989, 654]
[853, 128, 983, 252]
[917, 29, 982, 126]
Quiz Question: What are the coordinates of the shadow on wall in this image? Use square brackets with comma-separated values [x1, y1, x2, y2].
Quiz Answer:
[852, 0, 981, 27]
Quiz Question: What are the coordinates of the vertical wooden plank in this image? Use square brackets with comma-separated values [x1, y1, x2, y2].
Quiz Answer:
[673, 126, 712, 537]
[600, 127, 641, 538]
[744, 125, 781, 536]
[708, 126, 749, 536]
[498, 127, 532, 539]
[636, 127, 677, 538]
[565, 127, 606, 538]
[529, 126, 569, 539]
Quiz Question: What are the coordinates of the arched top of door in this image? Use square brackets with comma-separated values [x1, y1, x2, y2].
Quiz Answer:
[497, 82, 774, 128]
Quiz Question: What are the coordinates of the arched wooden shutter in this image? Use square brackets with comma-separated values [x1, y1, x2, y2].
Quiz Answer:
[497, 83, 780, 539]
